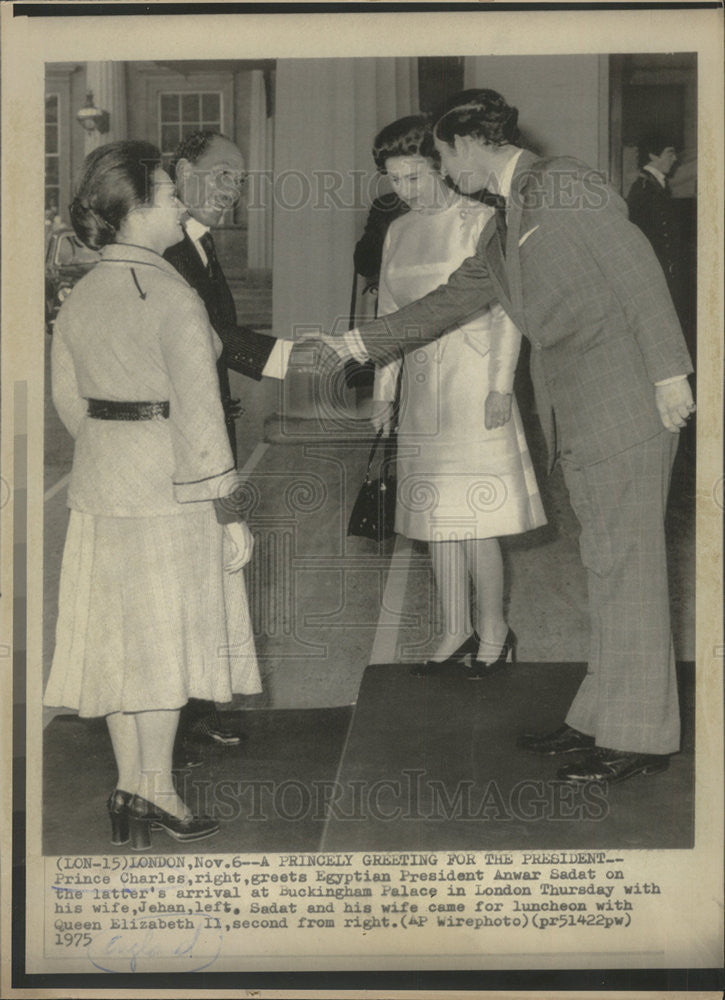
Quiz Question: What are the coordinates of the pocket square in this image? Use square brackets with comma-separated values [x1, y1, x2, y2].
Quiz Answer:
[519, 225, 540, 246]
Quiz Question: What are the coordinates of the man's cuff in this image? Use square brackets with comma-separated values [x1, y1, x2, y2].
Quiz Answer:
[262, 338, 294, 380]
[345, 328, 370, 363]
[654, 374, 688, 386]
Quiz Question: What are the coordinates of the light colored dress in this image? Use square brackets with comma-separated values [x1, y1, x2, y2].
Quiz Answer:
[44, 244, 261, 717]
[374, 194, 546, 542]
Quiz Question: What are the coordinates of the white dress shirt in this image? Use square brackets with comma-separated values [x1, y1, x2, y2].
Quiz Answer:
[643, 164, 667, 188]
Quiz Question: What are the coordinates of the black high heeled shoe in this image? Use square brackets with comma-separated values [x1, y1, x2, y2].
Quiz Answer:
[107, 789, 134, 846]
[466, 627, 517, 680]
[410, 632, 480, 677]
[128, 794, 220, 851]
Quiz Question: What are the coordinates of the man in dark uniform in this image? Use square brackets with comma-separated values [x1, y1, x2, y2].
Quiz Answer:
[626, 134, 683, 321]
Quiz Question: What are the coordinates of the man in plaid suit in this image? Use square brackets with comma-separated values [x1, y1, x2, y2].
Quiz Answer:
[319, 90, 695, 785]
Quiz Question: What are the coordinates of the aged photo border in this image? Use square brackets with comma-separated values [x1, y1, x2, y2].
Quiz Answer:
[2, 1, 723, 994]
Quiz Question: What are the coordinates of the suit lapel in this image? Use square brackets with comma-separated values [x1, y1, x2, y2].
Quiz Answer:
[506, 150, 558, 467]
[503, 150, 539, 333]
[480, 217, 511, 308]
[182, 233, 211, 292]
[166, 233, 207, 290]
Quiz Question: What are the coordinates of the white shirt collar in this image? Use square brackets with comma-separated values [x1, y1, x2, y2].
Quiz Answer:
[498, 148, 525, 201]
[643, 164, 667, 188]
[184, 216, 211, 243]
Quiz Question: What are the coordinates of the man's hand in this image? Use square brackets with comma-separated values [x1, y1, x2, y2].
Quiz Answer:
[224, 521, 254, 573]
[289, 337, 345, 378]
[369, 400, 395, 437]
[484, 391, 513, 429]
[655, 379, 695, 432]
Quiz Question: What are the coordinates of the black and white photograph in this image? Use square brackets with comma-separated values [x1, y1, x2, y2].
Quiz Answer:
[3, 2, 723, 990]
[41, 49, 700, 858]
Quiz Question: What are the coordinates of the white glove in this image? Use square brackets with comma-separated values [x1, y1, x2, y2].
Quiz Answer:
[224, 521, 254, 572]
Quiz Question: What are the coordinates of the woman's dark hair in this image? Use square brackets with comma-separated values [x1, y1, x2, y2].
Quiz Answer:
[434, 89, 519, 149]
[69, 140, 162, 250]
[372, 115, 439, 173]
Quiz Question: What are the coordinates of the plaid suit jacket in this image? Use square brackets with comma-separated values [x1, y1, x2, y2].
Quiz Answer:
[359, 150, 694, 469]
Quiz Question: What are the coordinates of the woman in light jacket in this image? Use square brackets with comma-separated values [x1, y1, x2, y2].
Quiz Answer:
[369, 116, 546, 677]
[44, 141, 261, 849]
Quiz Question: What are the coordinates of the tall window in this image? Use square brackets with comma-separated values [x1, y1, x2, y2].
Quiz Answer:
[159, 91, 222, 157]
[45, 94, 60, 219]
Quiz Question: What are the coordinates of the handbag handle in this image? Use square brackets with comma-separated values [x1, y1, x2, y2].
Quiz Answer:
[362, 428, 386, 482]
[362, 360, 402, 480]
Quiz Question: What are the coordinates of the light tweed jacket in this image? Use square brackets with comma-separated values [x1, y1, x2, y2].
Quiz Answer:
[52, 243, 237, 517]
[359, 150, 694, 470]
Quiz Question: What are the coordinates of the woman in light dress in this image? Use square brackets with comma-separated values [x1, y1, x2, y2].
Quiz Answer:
[44, 141, 261, 848]
[369, 116, 546, 677]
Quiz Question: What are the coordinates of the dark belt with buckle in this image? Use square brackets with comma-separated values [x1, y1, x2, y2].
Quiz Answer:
[87, 398, 170, 421]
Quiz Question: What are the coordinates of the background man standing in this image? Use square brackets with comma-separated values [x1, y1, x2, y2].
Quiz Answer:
[626, 133, 686, 327]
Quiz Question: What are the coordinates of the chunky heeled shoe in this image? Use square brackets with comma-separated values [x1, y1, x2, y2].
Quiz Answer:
[107, 789, 134, 846]
[410, 632, 480, 677]
[128, 794, 220, 851]
[466, 627, 517, 680]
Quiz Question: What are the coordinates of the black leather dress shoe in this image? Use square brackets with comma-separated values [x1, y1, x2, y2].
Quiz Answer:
[175, 742, 204, 769]
[189, 718, 246, 746]
[190, 720, 246, 747]
[517, 723, 595, 755]
[557, 747, 670, 784]
[182, 699, 247, 746]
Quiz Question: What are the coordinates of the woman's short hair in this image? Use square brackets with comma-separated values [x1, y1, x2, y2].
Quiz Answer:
[434, 89, 520, 149]
[372, 115, 439, 173]
[70, 140, 162, 250]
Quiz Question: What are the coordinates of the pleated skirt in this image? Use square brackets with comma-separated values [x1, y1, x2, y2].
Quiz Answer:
[44, 505, 262, 717]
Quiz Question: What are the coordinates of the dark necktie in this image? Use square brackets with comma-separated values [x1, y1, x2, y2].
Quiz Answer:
[197, 230, 236, 329]
[199, 230, 221, 280]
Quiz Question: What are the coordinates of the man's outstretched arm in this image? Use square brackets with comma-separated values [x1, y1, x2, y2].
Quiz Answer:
[353, 247, 498, 366]
[219, 324, 284, 381]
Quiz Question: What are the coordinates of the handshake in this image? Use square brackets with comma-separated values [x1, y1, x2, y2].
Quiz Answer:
[287, 329, 360, 377]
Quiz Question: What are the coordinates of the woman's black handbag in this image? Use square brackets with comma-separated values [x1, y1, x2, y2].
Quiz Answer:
[347, 428, 397, 542]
